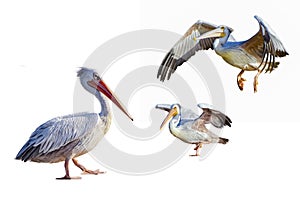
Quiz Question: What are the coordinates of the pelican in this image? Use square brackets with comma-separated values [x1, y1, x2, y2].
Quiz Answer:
[16, 67, 133, 179]
[156, 103, 231, 156]
[157, 15, 288, 92]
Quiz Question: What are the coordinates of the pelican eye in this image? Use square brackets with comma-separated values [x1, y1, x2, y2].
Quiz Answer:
[93, 73, 100, 80]
[173, 105, 179, 112]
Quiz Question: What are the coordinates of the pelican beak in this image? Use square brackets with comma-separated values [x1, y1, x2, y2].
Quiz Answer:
[194, 27, 225, 41]
[88, 79, 133, 121]
[159, 107, 178, 130]
[155, 104, 172, 112]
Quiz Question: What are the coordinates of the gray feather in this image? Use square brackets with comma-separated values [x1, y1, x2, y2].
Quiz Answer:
[16, 112, 99, 162]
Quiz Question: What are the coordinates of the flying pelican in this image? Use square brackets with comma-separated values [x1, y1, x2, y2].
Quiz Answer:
[157, 15, 288, 92]
[16, 67, 133, 179]
[156, 103, 231, 156]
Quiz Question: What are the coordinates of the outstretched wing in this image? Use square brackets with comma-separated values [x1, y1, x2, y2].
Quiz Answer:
[16, 112, 99, 162]
[241, 15, 288, 73]
[196, 104, 232, 128]
[157, 21, 218, 81]
[199, 108, 232, 128]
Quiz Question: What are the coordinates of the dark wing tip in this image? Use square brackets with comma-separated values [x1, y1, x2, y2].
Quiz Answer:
[157, 65, 164, 80]
[223, 114, 232, 127]
[157, 50, 178, 82]
[226, 115, 232, 123]
[277, 50, 289, 57]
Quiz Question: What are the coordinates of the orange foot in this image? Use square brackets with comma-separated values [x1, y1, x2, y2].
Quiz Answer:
[81, 169, 106, 175]
[237, 77, 246, 91]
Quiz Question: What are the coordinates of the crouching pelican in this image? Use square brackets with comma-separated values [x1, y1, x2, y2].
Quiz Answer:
[156, 103, 231, 156]
[157, 15, 288, 92]
[16, 67, 133, 179]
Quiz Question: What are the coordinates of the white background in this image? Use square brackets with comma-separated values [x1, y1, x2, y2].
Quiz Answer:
[1, 0, 299, 201]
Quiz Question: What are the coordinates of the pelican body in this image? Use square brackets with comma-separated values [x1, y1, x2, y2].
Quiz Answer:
[156, 103, 231, 156]
[157, 15, 288, 92]
[16, 67, 133, 179]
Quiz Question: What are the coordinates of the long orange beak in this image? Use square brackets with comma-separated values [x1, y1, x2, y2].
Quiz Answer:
[160, 108, 178, 130]
[88, 79, 133, 121]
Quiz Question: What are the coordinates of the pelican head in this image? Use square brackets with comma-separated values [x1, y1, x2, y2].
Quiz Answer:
[156, 103, 181, 130]
[195, 25, 233, 41]
[77, 67, 133, 121]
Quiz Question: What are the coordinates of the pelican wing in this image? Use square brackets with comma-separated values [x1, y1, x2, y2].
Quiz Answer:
[155, 104, 172, 112]
[191, 118, 209, 133]
[157, 21, 218, 81]
[241, 15, 288, 73]
[16, 112, 99, 162]
[196, 104, 232, 128]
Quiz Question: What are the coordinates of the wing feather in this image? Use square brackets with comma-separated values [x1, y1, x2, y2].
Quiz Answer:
[16, 112, 99, 161]
[193, 104, 232, 129]
[241, 15, 288, 73]
[157, 21, 218, 81]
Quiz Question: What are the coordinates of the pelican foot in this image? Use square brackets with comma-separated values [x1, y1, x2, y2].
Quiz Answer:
[253, 70, 262, 93]
[56, 175, 82, 180]
[189, 143, 202, 156]
[237, 77, 246, 91]
[237, 70, 246, 91]
[81, 169, 106, 175]
[72, 159, 105, 175]
[254, 80, 258, 93]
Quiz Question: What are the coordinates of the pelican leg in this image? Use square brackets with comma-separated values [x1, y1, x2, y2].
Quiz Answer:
[72, 158, 105, 175]
[237, 70, 246, 91]
[190, 143, 202, 157]
[56, 158, 81, 180]
[253, 70, 262, 93]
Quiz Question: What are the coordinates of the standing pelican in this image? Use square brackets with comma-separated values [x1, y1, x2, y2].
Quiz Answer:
[157, 15, 288, 92]
[156, 103, 231, 156]
[16, 67, 133, 179]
